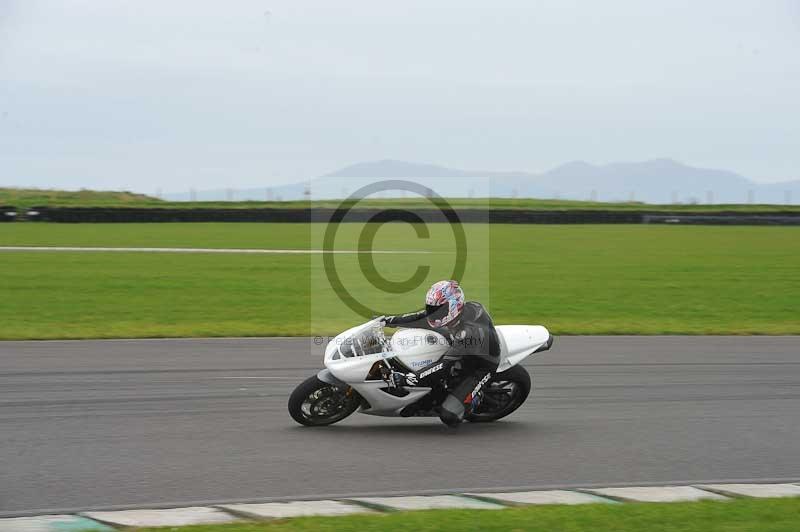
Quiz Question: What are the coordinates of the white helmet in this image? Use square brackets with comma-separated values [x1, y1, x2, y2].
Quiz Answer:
[425, 280, 465, 328]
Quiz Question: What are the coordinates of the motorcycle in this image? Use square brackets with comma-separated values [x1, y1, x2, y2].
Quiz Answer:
[288, 318, 553, 426]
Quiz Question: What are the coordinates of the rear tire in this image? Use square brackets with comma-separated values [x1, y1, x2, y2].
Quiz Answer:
[288, 375, 360, 427]
[465, 365, 531, 423]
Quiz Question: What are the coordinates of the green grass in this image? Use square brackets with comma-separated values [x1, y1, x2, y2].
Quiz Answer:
[0, 223, 798, 339]
[0, 223, 314, 249]
[0, 187, 160, 210]
[124, 498, 800, 532]
[3, 188, 799, 212]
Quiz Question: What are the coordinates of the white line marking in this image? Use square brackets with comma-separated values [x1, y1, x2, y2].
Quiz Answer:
[82, 507, 236, 527]
[696, 483, 800, 498]
[0, 246, 431, 254]
[218, 501, 373, 519]
[467, 490, 613, 505]
[584, 486, 728, 502]
[351, 495, 504, 511]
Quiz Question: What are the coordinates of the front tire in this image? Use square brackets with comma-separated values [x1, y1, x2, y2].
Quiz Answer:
[466, 365, 531, 423]
[288, 375, 360, 426]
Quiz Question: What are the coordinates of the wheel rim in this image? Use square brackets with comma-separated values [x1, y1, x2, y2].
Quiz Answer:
[300, 385, 356, 424]
[469, 379, 523, 419]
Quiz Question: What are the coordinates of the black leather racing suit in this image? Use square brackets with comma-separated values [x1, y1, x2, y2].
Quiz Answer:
[384, 301, 500, 425]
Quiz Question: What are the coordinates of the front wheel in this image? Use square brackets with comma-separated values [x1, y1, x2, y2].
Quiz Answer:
[466, 365, 531, 423]
[288, 375, 360, 426]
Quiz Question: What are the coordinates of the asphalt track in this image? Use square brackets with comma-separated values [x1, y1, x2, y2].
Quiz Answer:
[2, 336, 799, 516]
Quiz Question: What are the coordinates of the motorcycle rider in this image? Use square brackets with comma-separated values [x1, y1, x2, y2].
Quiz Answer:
[383, 280, 500, 427]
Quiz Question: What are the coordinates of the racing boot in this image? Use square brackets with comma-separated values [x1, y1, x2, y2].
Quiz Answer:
[439, 393, 464, 427]
[439, 371, 491, 427]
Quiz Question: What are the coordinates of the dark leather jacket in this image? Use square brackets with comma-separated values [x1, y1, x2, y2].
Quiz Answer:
[385, 301, 500, 361]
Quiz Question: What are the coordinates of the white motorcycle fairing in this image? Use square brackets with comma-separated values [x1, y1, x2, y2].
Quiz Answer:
[390, 328, 450, 370]
[320, 318, 552, 417]
[495, 325, 552, 373]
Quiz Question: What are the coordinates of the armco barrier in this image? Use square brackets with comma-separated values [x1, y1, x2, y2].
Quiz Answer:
[1, 206, 17, 221]
[642, 214, 800, 225]
[22, 206, 800, 225]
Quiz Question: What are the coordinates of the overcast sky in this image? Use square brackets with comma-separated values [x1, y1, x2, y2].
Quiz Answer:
[1, 0, 798, 193]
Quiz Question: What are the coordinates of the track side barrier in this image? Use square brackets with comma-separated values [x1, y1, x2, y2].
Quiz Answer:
[1, 206, 17, 221]
[22, 206, 800, 225]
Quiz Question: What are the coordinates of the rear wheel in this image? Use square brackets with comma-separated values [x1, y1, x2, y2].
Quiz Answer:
[288, 375, 360, 426]
[466, 365, 531, 423]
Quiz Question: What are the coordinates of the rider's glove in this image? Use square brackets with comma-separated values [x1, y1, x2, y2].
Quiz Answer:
[390, 371, 418, 387]
[389, 371, 405, 387]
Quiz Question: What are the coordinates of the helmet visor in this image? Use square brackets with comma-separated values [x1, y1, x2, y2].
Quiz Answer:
[425, 303, 448, 324]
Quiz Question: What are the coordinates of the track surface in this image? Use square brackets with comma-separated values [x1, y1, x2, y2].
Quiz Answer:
[2, 336, 799, 516]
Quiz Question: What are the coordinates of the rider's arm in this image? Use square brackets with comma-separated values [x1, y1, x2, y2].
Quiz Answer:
[383, 309, 429, 328]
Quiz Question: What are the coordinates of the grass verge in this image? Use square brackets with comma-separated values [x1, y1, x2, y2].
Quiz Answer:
[0, 223, 798, 339]
[124, 498, 800, 532]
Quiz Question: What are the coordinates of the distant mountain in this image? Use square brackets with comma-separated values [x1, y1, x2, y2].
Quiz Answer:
[326, 160, 470, 178]
[164, 159, 799, 205]
[521, 158, 758, 203]
[325, 159, 534, 180]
